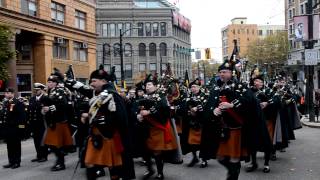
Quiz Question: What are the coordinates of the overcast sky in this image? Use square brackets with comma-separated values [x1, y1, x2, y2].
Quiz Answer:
[168, 0, 285, 61]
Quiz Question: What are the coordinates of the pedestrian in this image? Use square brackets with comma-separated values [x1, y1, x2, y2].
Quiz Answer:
[1, 87, 26, 169]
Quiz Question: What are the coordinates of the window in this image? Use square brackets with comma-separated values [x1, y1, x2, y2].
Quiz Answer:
[125, 64, 132, 78]
[145, 23, 151, 36]
[104, 64, 111, 72]
[125, 23, 132, 36]
[21, 0, 37, 16]
[153, 23, 159, 36]
[160, 43, 167, 56]
[150, 63, 157, 73]
[124, 43, 132, 57]
[288, 9, 292, 19]
[17, 74, 32, 93]
[53, 37, 68, 59]
[73, 41, 88, 62]
[300, 4, 304, 14]
[160, 22, 166, 36]
[258, 30, 263, 36]
[252, 29, 255, 35]
[51, 2, 65, 24]
[114, 43, 120, 57]
[289, 24, 293, 35]
[139, 63, 146, 72]
[103, 44, 111, 56]
[247, 29, 249, 34]
[138, 22, 144, 36]
[139, 43, 146, 57]
[75, 10, 86, 30]
[110, 23, 116, 37]
[18, 44, 32, 61]
[114, 65, 121, 80]
[149, 43, 156, 56]
[117, 23, 123, 36]
[102, 24, 108, 37]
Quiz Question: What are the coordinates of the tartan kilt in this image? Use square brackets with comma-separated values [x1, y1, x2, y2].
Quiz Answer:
[147, 125, 178, 151]
[217, 128, 247, 159]
[85, 127, 123, 167]
[266, 119, 275, 141]
[188, 128, 202, 145]
[44, 122, 73, 148]
[175, 117, 183, 134]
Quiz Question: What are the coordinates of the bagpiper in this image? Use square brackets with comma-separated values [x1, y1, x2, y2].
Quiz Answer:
[137, 74, 178, 180]
[181, 79, 209, 168]
[41, 69, 74, 171]
[204, 59, 254, 180]
[66, 65, 135, 180]
[1, 87, 26, 169]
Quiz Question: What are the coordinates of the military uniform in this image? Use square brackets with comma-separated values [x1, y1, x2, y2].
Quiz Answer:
[1, 88, 26, 169]
[28, 83, 48, 162]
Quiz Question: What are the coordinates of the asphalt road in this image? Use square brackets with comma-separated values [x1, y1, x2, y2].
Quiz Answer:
[0, 126, 319, 180]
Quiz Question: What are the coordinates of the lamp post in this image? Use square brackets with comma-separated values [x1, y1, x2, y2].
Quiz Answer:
[118, 27, 141, 87]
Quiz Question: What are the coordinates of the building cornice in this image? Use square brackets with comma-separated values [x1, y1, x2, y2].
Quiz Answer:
[0, 7, 97, 39]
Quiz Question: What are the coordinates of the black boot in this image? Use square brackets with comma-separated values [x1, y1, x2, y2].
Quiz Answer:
[51, 149, 65, 171]
[142, 157, 155, 180]
[86, 168, 97, 180]
[227, 162, 241, 180]
[200, 159, 208, 168]
[187, 152, 199, 167]
[155, 156, 164, 180]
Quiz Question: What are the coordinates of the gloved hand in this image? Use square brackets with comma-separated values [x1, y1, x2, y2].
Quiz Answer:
[49, 105, 56, 112]
[65, 79, 84, 89]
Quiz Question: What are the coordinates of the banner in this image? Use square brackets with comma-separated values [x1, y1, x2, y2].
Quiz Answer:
[172, 10, 191, 33]
[293, 15, 309, 41]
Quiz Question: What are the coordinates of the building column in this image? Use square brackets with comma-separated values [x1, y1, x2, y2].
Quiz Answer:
[6, 31, 17, 90]
[33, 35, 53, 84]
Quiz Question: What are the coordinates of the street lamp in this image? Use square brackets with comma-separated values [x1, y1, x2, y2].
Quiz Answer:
[119, 27, 141, 87]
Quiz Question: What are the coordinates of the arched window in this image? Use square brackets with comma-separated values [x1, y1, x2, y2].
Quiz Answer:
[124, 43, 132, 57]
[173, 44, 176, 57]
[160, 43, 167, 56]
[103, 44, 111, 56]
[139, 43, 146, 57]
[149, 43, 156, 56]
[113, 43, 120, 57]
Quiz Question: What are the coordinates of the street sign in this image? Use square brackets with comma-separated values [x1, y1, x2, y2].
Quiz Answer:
[305, 49, 318, 65]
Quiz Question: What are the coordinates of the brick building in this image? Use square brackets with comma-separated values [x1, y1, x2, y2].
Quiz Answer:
[0, 0, 96, 96]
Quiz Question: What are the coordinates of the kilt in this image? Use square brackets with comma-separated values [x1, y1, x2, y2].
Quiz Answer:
[175, 117, 183, 134]
[266, 119, 275, 141]
[216, 128, 247, 159]
[146, 124, 178, 151]
[188, 128, 202, 145]
[44, 122, 73, 148]
[85, 127, 123, 167]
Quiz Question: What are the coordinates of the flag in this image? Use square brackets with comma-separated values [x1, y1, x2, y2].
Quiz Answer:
[229, 39, 239, 62]
[184, 70, 189, 87]
[195, 50, 201, 60]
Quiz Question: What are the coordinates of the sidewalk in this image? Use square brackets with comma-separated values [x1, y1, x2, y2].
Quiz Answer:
[300, 115, 320, 128]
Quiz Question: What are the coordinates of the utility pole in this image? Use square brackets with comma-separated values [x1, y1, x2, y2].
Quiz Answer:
[119, 29, 125, 88]
[305, 0, 315, 122]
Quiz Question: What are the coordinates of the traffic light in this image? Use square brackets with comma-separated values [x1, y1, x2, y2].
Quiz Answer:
[205, 48, 211, 60]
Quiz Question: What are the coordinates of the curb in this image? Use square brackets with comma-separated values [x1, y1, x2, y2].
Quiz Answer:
[301, 117, 320, 128]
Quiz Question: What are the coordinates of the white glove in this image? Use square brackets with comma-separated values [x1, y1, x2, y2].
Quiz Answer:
[213, 108, 222, 116]
[49, 105, 56, 112]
